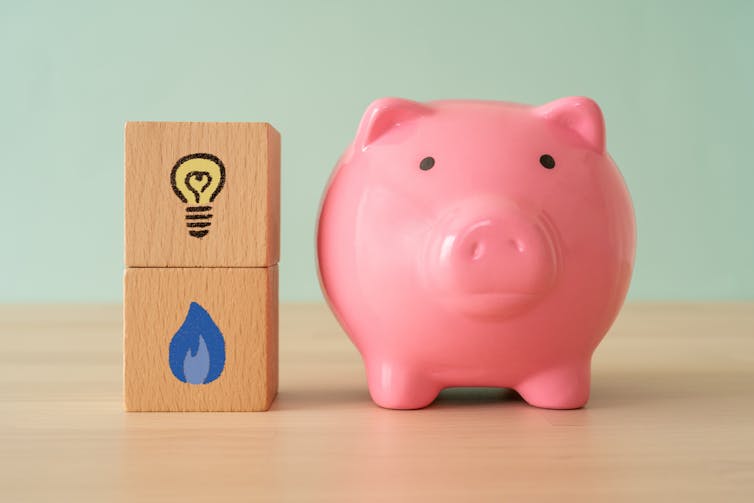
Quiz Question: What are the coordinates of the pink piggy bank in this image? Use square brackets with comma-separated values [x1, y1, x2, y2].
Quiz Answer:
[317, 97, 635, 410]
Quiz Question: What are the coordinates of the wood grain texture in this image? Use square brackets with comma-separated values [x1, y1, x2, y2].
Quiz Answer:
[1, 303, 753, 501]
[123, 267, 278, 411]
[125, 122, 280, 267]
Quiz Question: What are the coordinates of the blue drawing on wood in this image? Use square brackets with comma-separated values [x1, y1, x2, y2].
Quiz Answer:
[169, 302, 225, 384]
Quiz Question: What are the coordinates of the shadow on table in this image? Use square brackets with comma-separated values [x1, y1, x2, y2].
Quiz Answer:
[274, 386, 542, 411]
[272, 368, 744, 412]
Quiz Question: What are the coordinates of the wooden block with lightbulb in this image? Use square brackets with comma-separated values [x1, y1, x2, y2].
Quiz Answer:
[124, 122, 279, 411]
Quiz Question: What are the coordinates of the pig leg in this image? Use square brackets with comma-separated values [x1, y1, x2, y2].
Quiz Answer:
[515, 362, 591, 409]
[366, 360, 440, 410]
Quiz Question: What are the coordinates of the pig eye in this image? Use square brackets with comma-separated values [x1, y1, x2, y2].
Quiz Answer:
[419, 157, 435, 171]
[539, 154, 556, 169]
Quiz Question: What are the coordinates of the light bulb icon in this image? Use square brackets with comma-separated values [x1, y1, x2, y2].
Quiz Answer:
[170, 153, 226, 238]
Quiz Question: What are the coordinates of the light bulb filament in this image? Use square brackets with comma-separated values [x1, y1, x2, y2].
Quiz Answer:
[185, 171, 213, 204]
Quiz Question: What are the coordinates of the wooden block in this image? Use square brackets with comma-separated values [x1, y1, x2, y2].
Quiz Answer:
[125, 122, 280, 267]
[124, 266, 278, 411]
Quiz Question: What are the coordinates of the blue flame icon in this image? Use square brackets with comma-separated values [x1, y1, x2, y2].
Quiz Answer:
[169, 302, 225, 384]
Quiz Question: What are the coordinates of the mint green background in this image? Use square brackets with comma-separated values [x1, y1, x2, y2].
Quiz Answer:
[1, 0, 752, 302]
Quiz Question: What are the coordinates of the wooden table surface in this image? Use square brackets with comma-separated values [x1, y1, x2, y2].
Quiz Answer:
[1, 303, 752, 501]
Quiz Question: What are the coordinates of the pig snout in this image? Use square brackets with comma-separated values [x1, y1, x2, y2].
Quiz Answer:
[429, 198, 558, 317]
[447, 215, 555, 294]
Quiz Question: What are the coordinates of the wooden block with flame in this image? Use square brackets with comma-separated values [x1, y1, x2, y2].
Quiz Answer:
[124, 267, 278, 411]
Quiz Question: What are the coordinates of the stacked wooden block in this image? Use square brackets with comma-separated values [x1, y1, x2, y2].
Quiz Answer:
[124, 123, 279, 411]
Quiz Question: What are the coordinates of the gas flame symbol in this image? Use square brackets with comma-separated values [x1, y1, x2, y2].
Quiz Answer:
[169, 302, 225, 385]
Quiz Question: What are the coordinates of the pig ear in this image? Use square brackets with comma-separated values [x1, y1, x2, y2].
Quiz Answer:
[356, 98, 431, 151]
[536, 97, 606, 153]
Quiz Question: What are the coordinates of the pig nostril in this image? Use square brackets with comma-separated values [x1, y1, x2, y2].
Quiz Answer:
[470, 241, 485, 261]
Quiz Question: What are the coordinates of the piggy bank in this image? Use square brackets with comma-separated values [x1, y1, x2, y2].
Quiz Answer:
[317, 97, 635, 410]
